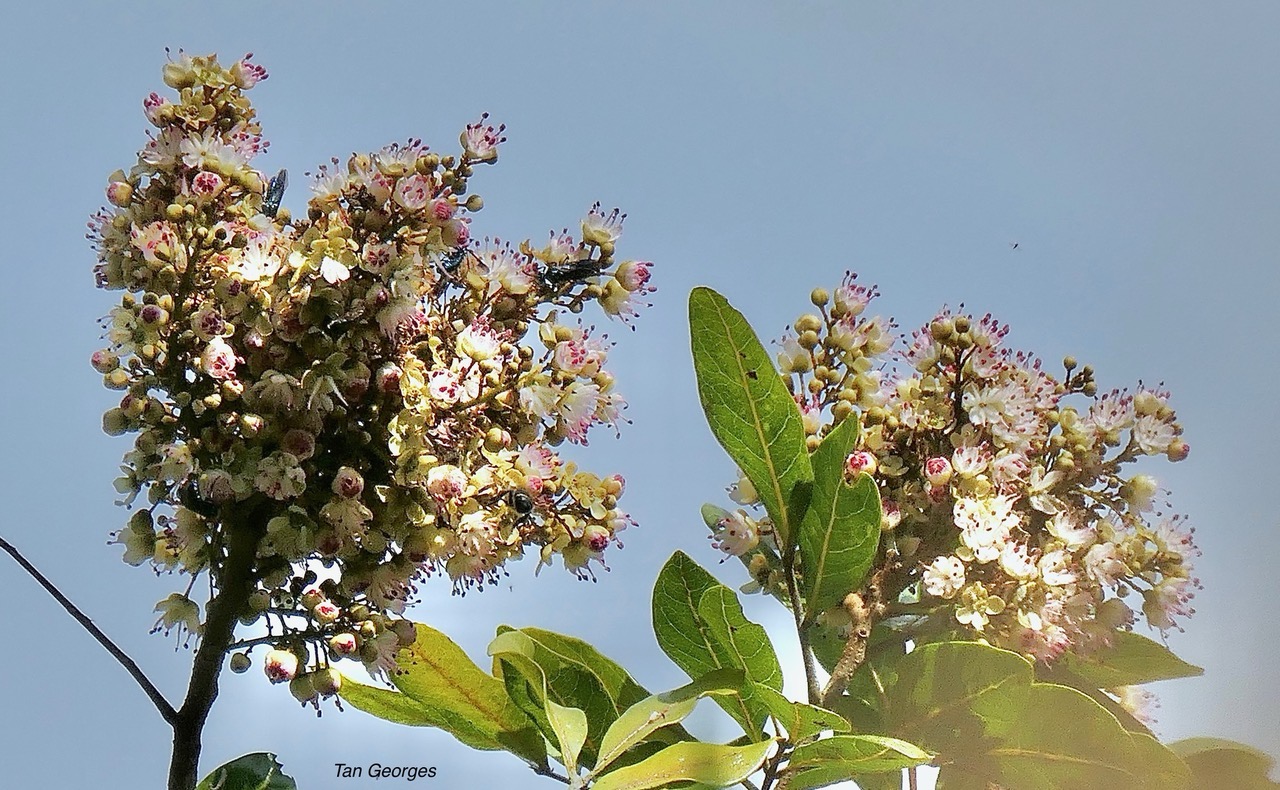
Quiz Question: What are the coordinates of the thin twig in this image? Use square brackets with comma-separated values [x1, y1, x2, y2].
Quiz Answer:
[0, 534, 178, 725]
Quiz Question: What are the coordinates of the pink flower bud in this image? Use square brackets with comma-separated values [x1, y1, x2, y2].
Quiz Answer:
[1165, 439, 1190, 462]
[314, 600, 341, 624]
[376, 363, 402, 393]
[615, 260, 654, 293]
[332, 466, 365, 498]
[91, 349, 120, 374]
[845, 451, 878, 478]
[263, 649, 299, 684]
[924, 456, 953, 486]
[583, 524, 611, 553]
[329, 633, 359, 656]
[106, 181, 133, 207]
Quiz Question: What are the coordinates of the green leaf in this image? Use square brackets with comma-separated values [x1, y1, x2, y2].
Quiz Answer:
[593, 668, 745, 776]
[785, 735, 932, 789]
[752, 685, 850, 742]
[689, 286, 812, 547]
[515, 626, 653, 712]
[989, 684, 1189, 790]
[488, 630, 592, 774]
[1054, 631, 1203, 688]
[887, 641, 1032, 747]
[340, 623, 544, 766]
[196, 753, 296, 790]
[591, 740, 773, 790]
[652, 551, 777, 734]
[1171, 738, 1280, 790]
[699, 585, 784, 693]
[1033, 663, 1155, 736]
[798, 413, 880, 618]
[546, 698, 590, 776]
[491, 625, 671, 767]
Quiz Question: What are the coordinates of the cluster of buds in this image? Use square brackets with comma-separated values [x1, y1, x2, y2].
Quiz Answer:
[90, 53, 651, 695]
[718, 274, 1197, 663]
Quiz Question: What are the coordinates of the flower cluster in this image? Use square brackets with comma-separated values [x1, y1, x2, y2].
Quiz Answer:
[717, 274, 1197, 663]
[90, 53, 652, 700]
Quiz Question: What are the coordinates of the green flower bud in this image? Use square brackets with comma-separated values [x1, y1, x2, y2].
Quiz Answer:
[290, 673, 318, 704]
[229, 652, 251, 673]
[102, 408, 130, 436]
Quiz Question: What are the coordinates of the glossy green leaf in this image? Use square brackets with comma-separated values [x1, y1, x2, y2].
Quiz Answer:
[990, 684, 1189, 790]
[785, 735, 932, 789]
[591, 740, 773, 790]
[593, 668, 745, 776]
[546, 698, 590, 776]
[492, 625, 677, 766]
[698, 584, 784, 692]
[752, 685, 849, 742]
[488, 630, 590, 773]
[196, 752, 296, 790]
[689, 286, 812, 547]
[652, 551, 774, 734]
[1171, 738, 1280, 790]
[887, 641, 1032, 746]
[1054, 631, 1203, 688]
[798, 417, 881, 619]
[340, 623, 543, 766]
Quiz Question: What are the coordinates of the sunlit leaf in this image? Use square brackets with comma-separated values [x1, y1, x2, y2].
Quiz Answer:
[797, 417, 880, 618]
[785, 735, 932, 789]
[689, 286, 812, 547]
[752, 685, 850, 742]
[1054, 631, 1203, 688]
[1171, 738, 1280, 790]
[591, 740, 773, 790]
[593, 668, 745, 776]
[652, 551, 776, 734]
[196, 752, 296, 790]
[340, 623, 544, 766]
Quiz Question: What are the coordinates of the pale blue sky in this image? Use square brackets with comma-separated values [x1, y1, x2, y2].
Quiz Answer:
[1, 3, 1276, 787]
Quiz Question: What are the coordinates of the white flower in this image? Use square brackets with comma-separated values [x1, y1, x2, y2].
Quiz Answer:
[711, 510, 761, 557]
[1047, 511, 1095, 549]
[319, 255, 351, 284]
[998, 542, 1038, 580]
[923, 555, 966, 599]
[955, 495, 1020, 563]
[1084, 542, 1127, 587]
[153, 593, 201, 637]
[1038, 549, 1076, 586]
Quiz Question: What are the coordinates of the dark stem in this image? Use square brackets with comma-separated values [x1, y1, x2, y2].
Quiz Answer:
[0, 534, 177, 725]
[167, 514, 263, 790]
[908, 765, 919, 790]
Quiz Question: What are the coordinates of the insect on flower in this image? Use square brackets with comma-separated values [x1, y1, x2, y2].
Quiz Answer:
[506, 489, 537, 529]
[262, 168, 288, 218]
[542, 257, 605, 287]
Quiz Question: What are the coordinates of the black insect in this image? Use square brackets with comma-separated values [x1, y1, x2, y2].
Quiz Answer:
[263, 168, 288, 218]
[542, 257, 605, 286]
[438, 246, 475, 277]
[508, 490, 535, 516]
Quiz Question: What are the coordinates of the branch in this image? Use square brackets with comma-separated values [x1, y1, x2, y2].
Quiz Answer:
[168, 512, 265, 790]
[0, 534, 178, 725]
[820, 571, 889, 707]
